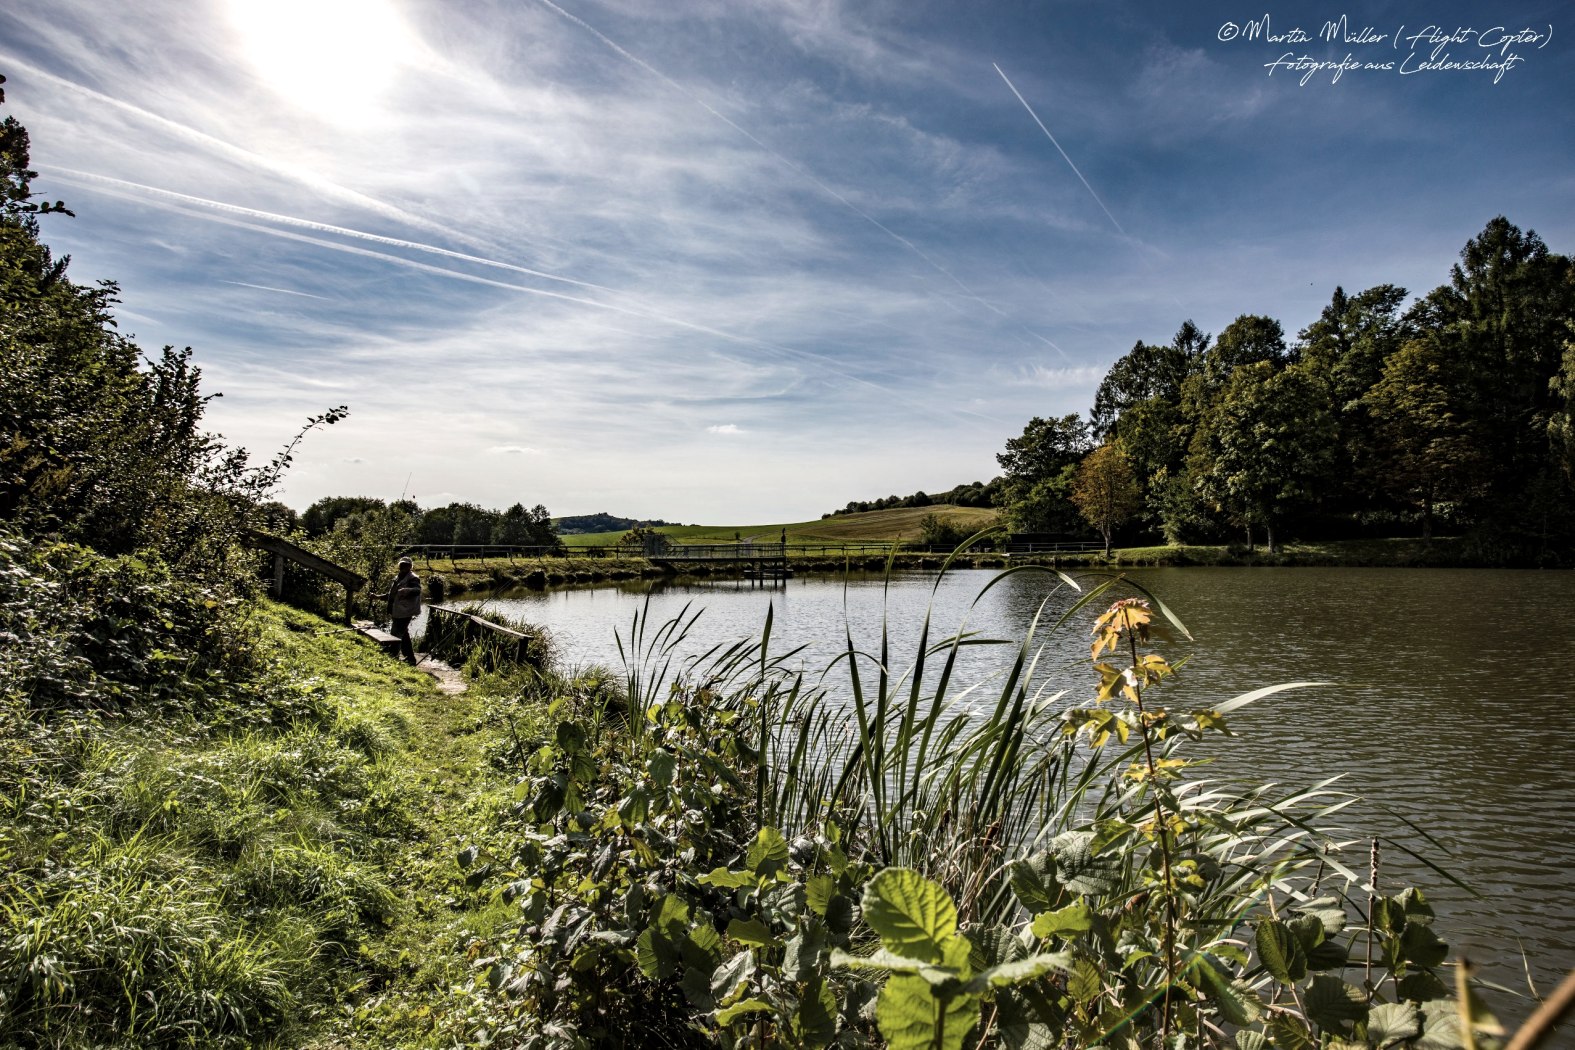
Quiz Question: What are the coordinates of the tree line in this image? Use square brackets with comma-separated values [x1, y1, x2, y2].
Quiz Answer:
[995, 216, 1575, 560]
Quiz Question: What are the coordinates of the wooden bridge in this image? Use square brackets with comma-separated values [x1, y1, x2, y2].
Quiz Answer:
[649, 543, 793, 580]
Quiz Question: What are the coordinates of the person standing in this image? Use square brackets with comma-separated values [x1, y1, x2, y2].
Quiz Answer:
[387, 556, 422, 664]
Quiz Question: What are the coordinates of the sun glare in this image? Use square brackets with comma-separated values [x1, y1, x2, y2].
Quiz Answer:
[224, 0, 424, 125]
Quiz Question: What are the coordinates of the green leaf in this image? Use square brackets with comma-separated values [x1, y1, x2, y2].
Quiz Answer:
[1266, 1015, 1316, 1050]
[1234, 1031, 1269, 1050]
[876, 973, 981, 1050]
[1067, 957, 1101, 1003]
[682, 923, 723, 971]
[748, 826, 791, 879]
[973, 953, 1071, 991]
[1293, 897, 1349, 937]
[646, 748, 677, 785]
[727, 917, 777, 948]
[1008, 850, 1061, 912]
[862, 867, 960, 965]
[806, 873, 836, 916]
[698, 867, 756, 889]
[784, 921, 828, 983]
[1305, 975, 1367, 1032]
[1400, 921, 1449, 968]
[793, 974, 838, 1049]
[680, 964, 714, 1010]
[710, 949, 755, 1005]
[1255, 919, 1307, 984]
[1049, 832, 1119, 897]
[1367, 1002, 1422, 1047]
[1288, 913, 1326, 951]
[1397, 970, 1449, 1002]
[1030, 900, 1092, 940]
[1193, 956, 1261, 1026]
[715, 997, 774, 1026]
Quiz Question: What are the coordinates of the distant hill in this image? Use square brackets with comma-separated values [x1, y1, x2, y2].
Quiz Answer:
[824, 478, 1002, 517]
[554, 512, 675, 535]
[559, 505, 999, 547]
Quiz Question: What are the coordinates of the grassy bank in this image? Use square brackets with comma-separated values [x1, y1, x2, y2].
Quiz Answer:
[560, 504, 998, 547]
[0, 578, 550, 1048]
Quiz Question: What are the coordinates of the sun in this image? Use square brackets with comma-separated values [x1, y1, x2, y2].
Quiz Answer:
[223, 0, 425, 125]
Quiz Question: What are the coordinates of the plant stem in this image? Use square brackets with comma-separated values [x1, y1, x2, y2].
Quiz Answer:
[1127, 615, 1176, 1046]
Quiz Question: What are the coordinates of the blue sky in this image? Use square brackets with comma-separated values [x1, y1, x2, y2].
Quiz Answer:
[2, 1, 1569, 521]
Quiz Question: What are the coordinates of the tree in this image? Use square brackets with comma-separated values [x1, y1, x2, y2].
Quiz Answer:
[1071, 445, 1142, 555]
[1, 86, 218, 562]
[494, 502, 558, 547]
[995, 414, 1090, 532]
[1189, 362, 1336, 552]
[1364, 334, 1490, 539]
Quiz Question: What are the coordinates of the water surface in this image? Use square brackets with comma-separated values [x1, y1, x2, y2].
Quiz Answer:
[453, 567, 1575, 995]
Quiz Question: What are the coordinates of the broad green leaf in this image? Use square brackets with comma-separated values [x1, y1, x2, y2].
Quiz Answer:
[876, 973, 981, 1050]
[715, 997, 774, 1026]
[635, 927, 672, 979]
[1306, 975, 1367, 1031]
[710, 949, 755, 1004]
[748, 826, 791, 879]
[1234, 1031, 1269, 1050]
[727, 916, 777, 948]
[966, 925, 1022, 972]
[698, 867, 756, 889]
[1399, 887, 1436, 924]
[973, 953, 1071, 990]
[683, 924, 723, 970]
[1367, 1002, 1422, 1047]
[1030, 900, 1092, 940]
[1193, 956, 1261, 1026]
[1293, 897, 1348, 936]
[1050, 832, 1119, 897]
[1255, 920, 1307, 984]
[863, 867, 959, 964]
[680, 964, 714, 1009]
[1400, 921, 1448, 968]
[1008, 851, 1061, 912]
[806, 873, 836, 916]
[1267, 1015, 1316, 1050]
[784, 921, 828, 983]
[1397, 971, 1449, 1002]
[1417, 998, 1465, 1049]
[997, 988, 1061, 1050]
[793, 974, 838, 1049]
[1289, 913, 1326, 951]
[1067, 958, 1102, 1003]
[647, 749, 677, 786]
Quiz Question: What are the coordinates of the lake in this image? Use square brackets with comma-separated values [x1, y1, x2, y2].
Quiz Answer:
[433, 566, 1575, 997]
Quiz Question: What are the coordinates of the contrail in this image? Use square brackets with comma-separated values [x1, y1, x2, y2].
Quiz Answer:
[52, 169, 629, 299]
[0, 54, 496, 253]
[535, 0, 1070, 360]
[993, 63, 1127, 239]
[221, 280, 333, 301]
[102, 186, 997, 425]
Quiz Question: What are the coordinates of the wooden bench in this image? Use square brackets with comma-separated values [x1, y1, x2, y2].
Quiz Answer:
[354, 621, 404, 656]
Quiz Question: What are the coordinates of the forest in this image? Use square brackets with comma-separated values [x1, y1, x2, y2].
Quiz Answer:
[991, 222, 1575, 560]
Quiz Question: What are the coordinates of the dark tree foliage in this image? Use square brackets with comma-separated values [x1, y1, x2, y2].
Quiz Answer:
[1, 86, 220, 562]
[301, 495, 389, 537]
[826, 478, 1001, 517]
[1007, 217, 1575, 559]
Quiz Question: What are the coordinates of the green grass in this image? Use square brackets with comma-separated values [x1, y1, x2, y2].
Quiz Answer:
[0, 597, 555, 1048]
[558, 504, 1000, 547]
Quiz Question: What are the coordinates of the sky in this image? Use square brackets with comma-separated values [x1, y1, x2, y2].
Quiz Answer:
[2, 1, 1569, 522]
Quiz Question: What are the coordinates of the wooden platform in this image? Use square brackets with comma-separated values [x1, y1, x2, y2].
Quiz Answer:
[353, 621, 404, 656]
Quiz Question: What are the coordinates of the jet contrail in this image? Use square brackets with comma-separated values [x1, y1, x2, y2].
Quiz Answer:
[534, 0, 1069, 360]
[221, 280, 333, 301]
[993, 63, 1127, 239]
[95, 185, 997, 425]
[0, 54, 497, 253]
[52, 169, 629, 300]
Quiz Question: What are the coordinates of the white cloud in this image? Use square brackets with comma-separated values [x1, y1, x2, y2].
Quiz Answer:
[707, 424, 744, 435]
[489, 445, 541, 455]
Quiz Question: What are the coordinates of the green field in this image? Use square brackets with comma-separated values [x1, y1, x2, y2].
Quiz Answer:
[558, 504, 1000, 547]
